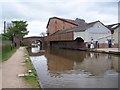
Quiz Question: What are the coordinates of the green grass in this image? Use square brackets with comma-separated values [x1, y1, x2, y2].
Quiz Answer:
[23, 48, 41, 88]
[1, 47, 17, 62]
[24, 76, 40, 88]
[0, 51, 2, 62]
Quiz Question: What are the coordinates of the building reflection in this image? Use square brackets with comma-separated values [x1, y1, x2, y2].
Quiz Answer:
[111, 56, 119, 72]
[73, 54, 111, 76]
[48, 48, 86, 62]
[45, 48, 118, 76]
[44, 48, 86, 76]
[27, 47, 45, 56]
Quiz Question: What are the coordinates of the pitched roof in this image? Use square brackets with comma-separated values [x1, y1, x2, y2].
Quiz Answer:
[106, 23, 120, 30]
[46, 17, 86, 28]
[58, 17, 80, 25]
[106, 23, 120, 34]
[52, 21, 98, 35]
[52, 20, 109, 35]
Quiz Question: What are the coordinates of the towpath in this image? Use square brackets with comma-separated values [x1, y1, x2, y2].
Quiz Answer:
[1, 47, 32, 88]
[96, 48, 120, 52]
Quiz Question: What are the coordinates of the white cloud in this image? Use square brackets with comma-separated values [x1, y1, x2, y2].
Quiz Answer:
[0, 0, 119, 36]
[0, 5, 2, 33]
[1, 0, 119, 2]
[25, 21, 47, 37]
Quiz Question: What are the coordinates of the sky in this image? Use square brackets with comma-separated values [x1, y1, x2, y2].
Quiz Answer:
[0, 0, 119, 37]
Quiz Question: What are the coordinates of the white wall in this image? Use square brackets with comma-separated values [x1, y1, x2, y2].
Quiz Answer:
[113, 27, 118, 44]
[74, 31, 86, 41]
[119, 27, 120, 48]
[74, 22, 111, 43]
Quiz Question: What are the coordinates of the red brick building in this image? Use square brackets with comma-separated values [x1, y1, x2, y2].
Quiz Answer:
[45, 17, 87, 49]
[46, 17, 86, 35]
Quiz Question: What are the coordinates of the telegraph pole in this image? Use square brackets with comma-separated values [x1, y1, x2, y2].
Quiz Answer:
[4, 21, 6, 33]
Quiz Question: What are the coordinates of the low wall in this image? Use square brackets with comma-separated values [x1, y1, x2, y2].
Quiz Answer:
[99, 43, 108, 48]
[112, 43, 119, 48]
[50, 40, 85, 49]
[50, 41, 118, 49]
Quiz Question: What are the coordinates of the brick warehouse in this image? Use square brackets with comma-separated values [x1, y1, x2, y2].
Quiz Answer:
[45, 17, 87, 49]
[45, 17, 112, 49]
[46, 17, 83, 35]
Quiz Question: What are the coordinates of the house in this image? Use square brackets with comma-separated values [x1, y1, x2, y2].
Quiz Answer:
[46, 17, 112, 49]
[107, 23, 120, 48]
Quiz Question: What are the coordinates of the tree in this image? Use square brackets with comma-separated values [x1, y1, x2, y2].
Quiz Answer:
[2, 20, 29, 41]
[40, 32, 46, 37]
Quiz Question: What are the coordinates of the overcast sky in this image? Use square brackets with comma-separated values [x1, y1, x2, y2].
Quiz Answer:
[0, 0, 119, 37]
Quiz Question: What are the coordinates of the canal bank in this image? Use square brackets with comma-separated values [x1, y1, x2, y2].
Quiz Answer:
[89, 48, 120, 55]
[61, 47, 120, 55]
[24, 47, 42, 88]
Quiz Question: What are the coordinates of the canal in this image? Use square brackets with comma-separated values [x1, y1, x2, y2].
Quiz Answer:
[27, 47, 119, 88]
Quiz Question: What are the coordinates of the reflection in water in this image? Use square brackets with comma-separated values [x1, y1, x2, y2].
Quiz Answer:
[31, 47, 40, 53]
[27, 47, 45, 56]
[29, 47, 119, 88]
[46, 48, 118, 76]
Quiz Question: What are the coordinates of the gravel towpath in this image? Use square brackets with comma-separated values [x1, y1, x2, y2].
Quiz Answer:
[2, 47, 32, 88]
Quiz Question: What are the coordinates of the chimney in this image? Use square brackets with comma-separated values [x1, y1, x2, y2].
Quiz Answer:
[75, 18, 85, 23]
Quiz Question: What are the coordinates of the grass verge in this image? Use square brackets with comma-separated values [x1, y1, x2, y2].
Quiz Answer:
[1, 47, 17, 62]
[23, 48, 41, 89]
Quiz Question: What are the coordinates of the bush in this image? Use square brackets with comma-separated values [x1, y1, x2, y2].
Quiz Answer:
[1, 40, 16, 62]
[2, 41, 15, 52]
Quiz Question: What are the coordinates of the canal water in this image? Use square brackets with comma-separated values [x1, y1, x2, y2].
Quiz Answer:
[28, 47, 119, 88]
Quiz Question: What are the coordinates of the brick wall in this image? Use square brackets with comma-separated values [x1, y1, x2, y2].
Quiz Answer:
[99, 43, 108, 48]
[111, 43, 118, 48]
[48, 32, 73, 41]
[50, 38, 85, 49]
[98, 43, 119, 48]
[48, 18, 77, 35]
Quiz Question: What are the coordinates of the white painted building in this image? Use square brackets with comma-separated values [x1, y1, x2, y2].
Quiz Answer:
[74, 21, 111, 42]
[113, 26, 119, 45]
[73, 21, 112, 48]
[107, 23, 120, 48]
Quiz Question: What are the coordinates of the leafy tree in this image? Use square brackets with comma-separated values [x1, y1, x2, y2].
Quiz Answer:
[2, 20, 29, 41]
